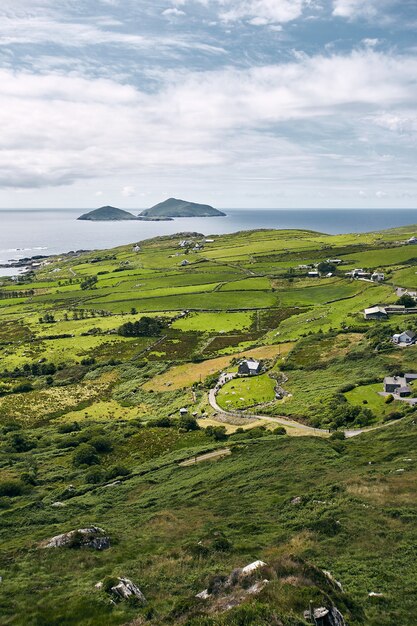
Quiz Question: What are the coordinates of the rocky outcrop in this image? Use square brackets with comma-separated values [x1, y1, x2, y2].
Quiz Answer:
[43, 526, 110, 550]
[110, 578, 146, 604]
[304, 605, 347, 626]
[196, 560, 269, 611]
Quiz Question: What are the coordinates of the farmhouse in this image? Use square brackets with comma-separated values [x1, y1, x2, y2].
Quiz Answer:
[364, 306, 388, 320]
[238, 358, 262, 376]
[383, 373, 417, 395]
[371, 272, 385, 282]
[392, 330, 416, 345]
[407, 236, 417, 244]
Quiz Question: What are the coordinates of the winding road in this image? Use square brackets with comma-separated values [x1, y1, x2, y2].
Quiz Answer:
[208, 387, 404, 439]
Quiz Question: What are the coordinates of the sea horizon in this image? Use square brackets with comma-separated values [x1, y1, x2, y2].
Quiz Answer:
[1, 207, 417, 276]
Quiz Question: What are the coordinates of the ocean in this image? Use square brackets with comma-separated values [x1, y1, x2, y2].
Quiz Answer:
[1, 208, 417, 275]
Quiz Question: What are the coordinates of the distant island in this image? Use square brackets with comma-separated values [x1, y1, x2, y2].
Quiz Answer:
[138, 197, 226, 218]
[77, 206, 172, 222]
[77, 198, 225, 222]
[78, 206, 137, 221]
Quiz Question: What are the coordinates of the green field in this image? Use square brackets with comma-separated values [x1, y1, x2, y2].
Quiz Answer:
[1, 224, 417, 624]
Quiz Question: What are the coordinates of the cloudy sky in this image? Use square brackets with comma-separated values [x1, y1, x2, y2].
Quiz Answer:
[1, 0, 416, 209]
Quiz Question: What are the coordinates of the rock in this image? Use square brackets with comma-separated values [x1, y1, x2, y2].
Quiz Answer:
[51, 502, 66, 508]
[304, 605, 346, 626]
[43, 526, 110, 550]
[196, 560, 268, 600]
[110, 578, 146, 604]
[368, 591, 384, 598]
[95, 582, 103, 589]
[291, 496, 302, 505]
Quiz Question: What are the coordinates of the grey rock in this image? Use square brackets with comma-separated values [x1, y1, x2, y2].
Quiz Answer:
[43, 526, 110, 550]
[110, 578, 146, 604]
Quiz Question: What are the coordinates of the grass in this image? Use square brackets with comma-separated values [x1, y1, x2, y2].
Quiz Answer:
[2, 223, 417, 624]
[216, 374, 277, 410]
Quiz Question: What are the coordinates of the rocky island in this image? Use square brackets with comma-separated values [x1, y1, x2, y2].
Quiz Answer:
[78, 206, 138, 221]
[138, 197, 226, 218]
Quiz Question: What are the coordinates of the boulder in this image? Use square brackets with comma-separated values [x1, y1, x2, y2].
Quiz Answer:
[110, 578, 146, 604]
[43, 526, 110, 550]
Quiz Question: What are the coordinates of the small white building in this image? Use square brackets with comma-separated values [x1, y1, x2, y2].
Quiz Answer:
[392, 330, 416, 345]
[180, 259, 190, 267]
[371, 272, 385, 282]
[408, 236, 417, 244]
[308, 271, 319, 278]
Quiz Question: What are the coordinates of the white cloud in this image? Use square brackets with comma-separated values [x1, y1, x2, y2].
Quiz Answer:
[332, 0, 395, 20]
[121, 186, 136, 197]
[0, 50, 416, 191]
[162, 8, 186, 17]
[220, 0, 306, 24]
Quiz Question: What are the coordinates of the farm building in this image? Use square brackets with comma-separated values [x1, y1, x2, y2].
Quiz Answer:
[371, 272, 385, 282]
[384, 373, 417, 395]
[180, 259, 190, 266]
[308, 271, 319, 278]
[364, 306, 388, 320]
[392, 330, 416, 345]
[408, 236, 417, 244]
[238, 358, 262, 376]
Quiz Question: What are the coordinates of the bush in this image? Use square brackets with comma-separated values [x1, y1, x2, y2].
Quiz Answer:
[85, 468, 106, 484]
[0, 479, 24, 497]
[178, 414, 199, 431]
[7, 432, 36, 452]
[206, 425, 228, 441]
[72, 444, 100, 467]
[385, 394, 394, 404]
[273, 427, 286, 436]
[152, 416, 172, 428]
[57, 422, 81, 434]
[339, 383, 356, 393]
[107, 465, 131, 480]
[90, 436, 113, 453]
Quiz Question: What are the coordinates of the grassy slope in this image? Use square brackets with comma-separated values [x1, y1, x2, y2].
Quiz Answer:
[1, 224, 417, 624]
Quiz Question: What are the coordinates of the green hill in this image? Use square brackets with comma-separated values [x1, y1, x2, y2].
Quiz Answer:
[2, 224, 417, 624]
[139, 197, 226, 218]
[78, 206, 137, 221]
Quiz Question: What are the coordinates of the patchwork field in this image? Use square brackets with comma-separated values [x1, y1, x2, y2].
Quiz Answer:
[1, 224, 417, 625]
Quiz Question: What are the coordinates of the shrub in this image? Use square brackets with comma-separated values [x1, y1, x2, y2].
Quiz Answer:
[85, 468, 106, 484]
[57, 422, 81, 434]
[178, 414, 199, 431]
[106, 465, 131, 480]
[8, 432, 36, 452]
[152, 416, 172, 428]
[385, 394, 394, 404]
[339, 383, 355, 393]
[0, 479, 24, 497]
[72, 444, 100, 467]
[90, 436, 113, 453]
[206, 425, 228, 441]
[273, 427, 286, 436]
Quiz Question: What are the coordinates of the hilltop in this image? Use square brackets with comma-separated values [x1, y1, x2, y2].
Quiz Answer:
[78, 206, 137, 221]
[139, 197, 226, 218]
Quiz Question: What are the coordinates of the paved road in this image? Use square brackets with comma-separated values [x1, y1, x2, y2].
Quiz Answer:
[208, 388, 404, 439]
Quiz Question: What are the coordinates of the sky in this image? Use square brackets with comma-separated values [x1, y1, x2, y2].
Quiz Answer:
[0, 0, 416, 209]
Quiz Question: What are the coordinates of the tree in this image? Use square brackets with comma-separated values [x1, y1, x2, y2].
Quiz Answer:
[206, 425, 228, 441]
[318, 261, 336, 274]
[178, 414, 199, 431]
[397, 294, 416, 308]
[80, 275, 98, 290]
[72, 443, 100, 467]
[118, 316, 165, 337]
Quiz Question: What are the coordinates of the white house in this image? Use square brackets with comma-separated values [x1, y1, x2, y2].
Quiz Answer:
[371, 272, 385, 282]
[392, 330, 416, 345]
[408, 236, 417, 244]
